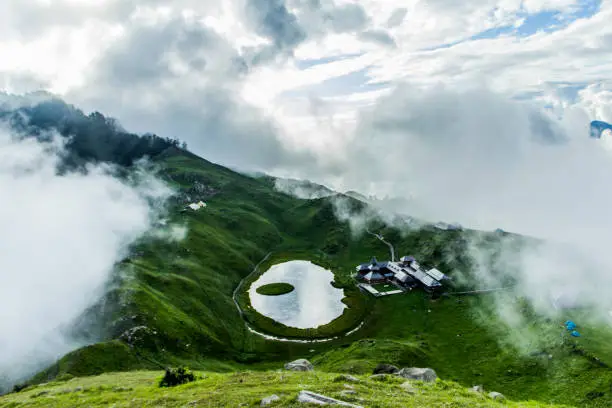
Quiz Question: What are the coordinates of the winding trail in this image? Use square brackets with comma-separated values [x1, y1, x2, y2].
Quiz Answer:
[232, 252, 366, 343]
[366, 228, 395, 261]
[232, 252, 272, 321]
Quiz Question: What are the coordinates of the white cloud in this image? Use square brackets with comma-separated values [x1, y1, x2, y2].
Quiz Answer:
[0, 127, 173, 390]
[2, 0, 612, 359]
[300, 83, 612, 342]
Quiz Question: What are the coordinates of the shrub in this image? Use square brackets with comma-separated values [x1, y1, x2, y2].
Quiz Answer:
[54, 373, 75, 383]
[12, 383, 29, 393]
[159, 367, 196, 388]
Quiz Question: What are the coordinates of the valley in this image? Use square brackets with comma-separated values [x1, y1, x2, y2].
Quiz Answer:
[1, 101, 611, 407]
[5, 146, 610, 408]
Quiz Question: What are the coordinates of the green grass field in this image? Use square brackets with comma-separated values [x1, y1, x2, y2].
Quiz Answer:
[0, 370, 572, 408]
[4, 147, 612, 408]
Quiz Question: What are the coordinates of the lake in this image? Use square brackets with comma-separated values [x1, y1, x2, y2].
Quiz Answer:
[248, 260, 346, 329]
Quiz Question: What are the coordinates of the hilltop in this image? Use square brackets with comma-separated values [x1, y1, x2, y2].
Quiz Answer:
[1, 98, 612, 407]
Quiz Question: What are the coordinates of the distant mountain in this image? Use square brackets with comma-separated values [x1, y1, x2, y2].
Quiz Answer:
[0, 93, 186, 167]
[590, 120, 612, 139]
[270, 177, 336, 199]
[343, 190, 371, 202]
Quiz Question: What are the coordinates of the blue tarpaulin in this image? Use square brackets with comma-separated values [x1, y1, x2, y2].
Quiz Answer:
[565, 320, 577, 330]
[570, 330, 581, 337]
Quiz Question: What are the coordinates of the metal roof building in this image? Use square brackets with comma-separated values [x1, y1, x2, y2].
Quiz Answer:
[425, 267, 447, 281]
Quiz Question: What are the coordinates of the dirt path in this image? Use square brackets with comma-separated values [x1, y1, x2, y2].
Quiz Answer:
[231, 252, 366, 343]
[366, 228, 395, 261]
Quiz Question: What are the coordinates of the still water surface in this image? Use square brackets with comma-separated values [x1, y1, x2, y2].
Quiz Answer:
[248, 260, 346, 329]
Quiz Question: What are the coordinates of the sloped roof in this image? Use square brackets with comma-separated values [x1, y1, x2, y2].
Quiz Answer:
[395, 270, 414, 283]
[363, 271, 384, 281]
[406, 268, 441, 288]
[425, 268, 446, 281]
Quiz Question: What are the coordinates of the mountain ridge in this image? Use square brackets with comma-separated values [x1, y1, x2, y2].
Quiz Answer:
[1, 99, 612, 407]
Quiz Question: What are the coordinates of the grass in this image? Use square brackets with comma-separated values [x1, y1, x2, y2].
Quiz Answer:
[0, 370, 572, 408]
[255, 283, 295, 296]
[7, 147, 612, 408]
[318, 292, 612, 407]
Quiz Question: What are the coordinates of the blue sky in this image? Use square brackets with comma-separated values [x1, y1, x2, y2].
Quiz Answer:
[420, 0, 601, 51]
[474, 0, 601, 39]
[287, 0, 604, 103]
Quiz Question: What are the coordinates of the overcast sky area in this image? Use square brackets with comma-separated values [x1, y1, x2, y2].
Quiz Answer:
[2, 0, 612, 233]
[2, 0, 612, 358]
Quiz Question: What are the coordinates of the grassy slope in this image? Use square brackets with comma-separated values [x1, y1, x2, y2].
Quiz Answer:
[11, 148, 612, 407]
[0, 370, 570, 408]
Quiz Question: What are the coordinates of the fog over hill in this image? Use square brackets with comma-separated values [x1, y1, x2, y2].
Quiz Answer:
[0, 105, 177, 390]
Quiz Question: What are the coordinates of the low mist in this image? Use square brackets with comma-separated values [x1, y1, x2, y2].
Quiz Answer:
[286, 84, 612, 350]
[351, 85, 612, 346]
[0, 126, 173, 390]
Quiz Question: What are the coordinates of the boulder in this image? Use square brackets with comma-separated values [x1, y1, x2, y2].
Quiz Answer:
[397, 367, 437, 382]
[373, 363, 399, 374]
[297, 390, 363, 407]
[261, 394, 280, 406]
[488, 391, 505, 400]
[284, 359, 314, 372]
[470, 385, 484, 393]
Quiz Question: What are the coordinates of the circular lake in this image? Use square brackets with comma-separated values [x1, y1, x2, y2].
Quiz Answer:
[248, 260, 346, 329]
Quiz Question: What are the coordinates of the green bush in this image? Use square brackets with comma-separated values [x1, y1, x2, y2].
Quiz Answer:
[159, 367, 196, 388]
[54, 373, 75, 383]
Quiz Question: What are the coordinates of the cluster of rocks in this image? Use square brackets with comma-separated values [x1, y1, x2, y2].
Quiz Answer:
[119, 325, 157, 348]
[262, 360, 443, 406]
[261, 391, 363, 407]
[371, 364, 437, 383]
[262, 359, 506, 406]
[260, 360, 364, 407]
[470, 385, 506, 401]
[168, 174, 219, 204]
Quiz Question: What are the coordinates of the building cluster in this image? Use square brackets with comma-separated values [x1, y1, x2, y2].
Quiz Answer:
[355, 256, 449, 293]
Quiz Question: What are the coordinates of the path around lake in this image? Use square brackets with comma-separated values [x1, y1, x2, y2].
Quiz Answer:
[232, 252, 366, 343]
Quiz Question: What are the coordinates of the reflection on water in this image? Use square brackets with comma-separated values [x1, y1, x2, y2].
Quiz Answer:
[248, 260, 346, 329]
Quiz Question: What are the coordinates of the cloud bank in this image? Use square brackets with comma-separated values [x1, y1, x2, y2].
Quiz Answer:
[2, 0, 612, 359]
[320, 83, 612, 348]
[0, 126, 173, 390]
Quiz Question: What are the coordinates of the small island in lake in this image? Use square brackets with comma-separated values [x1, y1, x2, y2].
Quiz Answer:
[255, 282, 295, 296]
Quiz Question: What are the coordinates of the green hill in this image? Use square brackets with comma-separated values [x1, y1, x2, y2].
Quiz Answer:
[0, 370, 571, 408]
[2, 99, 612, 407]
